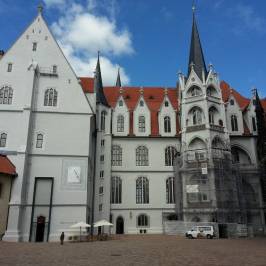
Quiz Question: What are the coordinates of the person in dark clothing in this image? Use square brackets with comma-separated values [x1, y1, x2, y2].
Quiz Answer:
[60, 232, 65, 245]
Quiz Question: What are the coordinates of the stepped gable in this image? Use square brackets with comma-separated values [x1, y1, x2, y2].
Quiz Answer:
[0, 155, 17, 176]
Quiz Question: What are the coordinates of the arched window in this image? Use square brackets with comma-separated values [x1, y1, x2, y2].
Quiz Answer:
[192, 108, 203, 125]
[36, 133, 43, 148]
[117, 115, 124, 132]
[138, 116, 145, 132]
[0, 133, 7, 147]
[119, 100, 123, 106]
[188, 86, 202, 97]
[231, 115, 238, 131]
[136, 146, 149, 166]
[208, 107, 216, 124]
[44, 88, 58, 106]
[0, 86, 13, 105]
[165, 146, 177, 166]
[164, 116, 171, 133]
[136, 177, 149, 203]
[101, 111, 107, 131]
[112, 145, 122, 166]
[137, 214, 149, 227]
[111, 176, 122, 204]
[166, 177, 175, 204]
[139, 100, 144, 107]
[230, 99, 235, 105]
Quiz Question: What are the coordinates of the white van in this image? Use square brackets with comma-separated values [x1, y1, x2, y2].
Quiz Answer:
[185, 226, 215, 239]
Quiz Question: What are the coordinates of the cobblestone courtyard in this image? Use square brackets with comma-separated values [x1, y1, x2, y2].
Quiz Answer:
[0, 235, 266, 266]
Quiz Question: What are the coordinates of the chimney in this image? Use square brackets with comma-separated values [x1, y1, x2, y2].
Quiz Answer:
[0, 50, 4, 60]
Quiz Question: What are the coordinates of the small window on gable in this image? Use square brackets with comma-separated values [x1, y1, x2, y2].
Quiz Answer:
[230, 99, 235, 106]
[0, 133, 7, 147]
[52, 65, 57, 74]
[119, 100, 123, 106]
[36, 133, 43, 148]
[44, 88, 58, 107]
[165, 101, 169, 107]
[140, 100, 144, 107]
[32, 42, 37, 51]
[7, 63, 12, 72]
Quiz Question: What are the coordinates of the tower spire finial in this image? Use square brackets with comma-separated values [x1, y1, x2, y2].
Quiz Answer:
[38, 3, 43, 15]
[192, 0, 196, 14]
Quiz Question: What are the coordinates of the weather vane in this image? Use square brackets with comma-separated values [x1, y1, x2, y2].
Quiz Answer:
[192, 0, 196, 13]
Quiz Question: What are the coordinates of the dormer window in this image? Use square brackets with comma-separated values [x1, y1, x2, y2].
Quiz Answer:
[32, 42, 37, 51]
[165, 101, 169, 107]
[119, 100, 123, 106]
[230, 99, 235, 105]
[140, 100, 144, 107]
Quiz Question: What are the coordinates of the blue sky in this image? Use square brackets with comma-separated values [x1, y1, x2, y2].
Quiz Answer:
[0, 0, 266, 98]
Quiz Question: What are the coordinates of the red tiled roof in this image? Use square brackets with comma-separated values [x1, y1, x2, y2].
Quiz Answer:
[220, 81, 250, 110]
[79, 77, 94, 93]
[0, 155, 16, 176]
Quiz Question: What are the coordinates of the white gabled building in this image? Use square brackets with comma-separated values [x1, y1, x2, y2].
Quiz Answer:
[0, 6, 266, 241]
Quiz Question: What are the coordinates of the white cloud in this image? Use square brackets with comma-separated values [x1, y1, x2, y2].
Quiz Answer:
[43, 0, 65, 7]
[49, 1, 133, 85]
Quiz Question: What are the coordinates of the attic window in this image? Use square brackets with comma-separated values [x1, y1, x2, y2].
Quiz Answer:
[140, 100, 144, 107]
[32, 42, 37, 51]
[230, 99, 234, 106]
[119, 100, 123, 106]
[165, 101, 169, 107]
[149, 95, 154, 100]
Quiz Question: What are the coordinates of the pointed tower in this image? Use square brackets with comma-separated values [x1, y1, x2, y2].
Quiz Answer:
[188, 5, 207, 80]
[115, 68, 122, 87]
[94, 52, 109, 107]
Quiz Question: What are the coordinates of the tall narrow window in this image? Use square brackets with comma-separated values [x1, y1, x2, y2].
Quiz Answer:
[138, 116, 146, 132]
[33, 42, 37, 51]
[52, 65, 57, 74]
[44, 88, 58, 107]
[252, 117, 256, 131]
[117, 115, 124, 132]
[0, 86, 13, 105]
[231, 115, 238, 131]
[136, 146, 149, 166]
[112, 145, 122, 166]
[36, 133, 43, 148]
[164, 116, 171, 133]
[0, 133, 7, 147]
[165, 146, 177, 166]
[137, 214, 148, 227]
[111, 176, 122, 204]
[209, 109, 214, 124]
[101, 111, 107, 131]
[7, 63, 12, 72]
[166, 177, 175, 204]
[136, 177, 149, 204]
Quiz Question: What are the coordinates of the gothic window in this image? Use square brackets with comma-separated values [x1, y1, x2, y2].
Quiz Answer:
[209, 108, 215, 124]
[137, 214, 149, 227]
[140, 100, 144, 107]
[187, 175, 210, 203]
[117, 115, 124, 132]
[136, 146, 149, 166]
[119, 100, 123, 106]
[188, 86, 202, 97]
[0, 86, 13, 105]
[165, 146, 177, 166]
[165, 101, 169, 107]
[192, 108, 203, 125]
[231, 115, 238, 131]
[100, 111, 107, 131]
[166, 177, 175, 204]
[36, 133, 43, 148]
[111, 176, 122, 204]
[0, 133, 7, 147]
[164, 116, 171, 133]
[230, 99, 235, 105]
[112, 145, 122, 166]
[44, 88, 58, 107]
[252, 117, 256, 131]
[136, 177, 149, 204]
[138, 116, 146, 132]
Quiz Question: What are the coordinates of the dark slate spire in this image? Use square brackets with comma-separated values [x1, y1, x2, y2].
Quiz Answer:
[116, 68, 122, 87]
[94, 52, 109, 107]
[188, 5, 207, 80]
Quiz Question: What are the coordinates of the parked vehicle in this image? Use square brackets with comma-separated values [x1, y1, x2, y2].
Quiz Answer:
[185, 226, 215, 239]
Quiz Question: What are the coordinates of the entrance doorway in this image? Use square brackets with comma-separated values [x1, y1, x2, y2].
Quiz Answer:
[218, 224, 228, 238]
[36, 216, 46, 242]
[116, 216, 124, 234]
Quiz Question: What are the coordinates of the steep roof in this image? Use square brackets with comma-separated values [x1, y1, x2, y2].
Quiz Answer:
[79, 77, 94, 93]
[0, 155, 17, 176]
[188, 12, 207, 80]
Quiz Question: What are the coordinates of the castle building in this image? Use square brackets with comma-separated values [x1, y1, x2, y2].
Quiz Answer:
[0, 7, 265, 241]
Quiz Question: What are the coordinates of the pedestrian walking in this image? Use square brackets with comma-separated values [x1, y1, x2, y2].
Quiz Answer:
[60, 232, 65, 245]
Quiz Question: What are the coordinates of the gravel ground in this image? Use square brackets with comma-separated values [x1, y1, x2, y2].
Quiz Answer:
[0, 235, 266, 266]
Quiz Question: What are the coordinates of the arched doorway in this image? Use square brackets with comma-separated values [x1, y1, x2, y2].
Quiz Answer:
[116, 216, 124, 234]
[36, 216, 46, 242]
